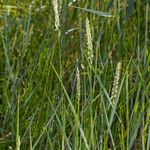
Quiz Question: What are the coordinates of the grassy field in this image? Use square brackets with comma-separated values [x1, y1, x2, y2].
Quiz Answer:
[0, 0, 150, 149]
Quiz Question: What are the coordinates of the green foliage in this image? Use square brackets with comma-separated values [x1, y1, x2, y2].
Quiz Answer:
[0, 0, 150, 149]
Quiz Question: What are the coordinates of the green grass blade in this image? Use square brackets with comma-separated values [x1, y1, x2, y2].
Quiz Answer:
[71, 6, 112, 17]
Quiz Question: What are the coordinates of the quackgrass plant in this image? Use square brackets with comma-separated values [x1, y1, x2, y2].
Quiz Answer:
[0, 0, 150, 150]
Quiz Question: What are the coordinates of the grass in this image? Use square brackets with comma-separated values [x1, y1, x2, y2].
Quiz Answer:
[0, 0, 150, 149]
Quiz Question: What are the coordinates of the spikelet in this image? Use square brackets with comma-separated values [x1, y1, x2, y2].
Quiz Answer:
[59, 0, 63, 12]
[52, 0, 60, 31]
[111, 62, 121, 102]
[85, 17, 93, 65]
[76, 65, 81, 102]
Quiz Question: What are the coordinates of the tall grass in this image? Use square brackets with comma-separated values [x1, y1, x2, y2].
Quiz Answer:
[0, 0, 150, 149]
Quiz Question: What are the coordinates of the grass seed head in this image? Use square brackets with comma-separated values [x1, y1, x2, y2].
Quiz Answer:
[85, 17, 93, 65]
[52, 0, 60, 31]
[76, 65, 81, 101]
[111, 62, 121, 102]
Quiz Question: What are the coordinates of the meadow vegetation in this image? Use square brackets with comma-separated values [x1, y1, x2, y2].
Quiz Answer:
[0, 0, 150, 149]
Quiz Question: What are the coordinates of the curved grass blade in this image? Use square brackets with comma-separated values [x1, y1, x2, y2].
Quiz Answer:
[71, 6, 112, 17]
[50, 62, 90, 150]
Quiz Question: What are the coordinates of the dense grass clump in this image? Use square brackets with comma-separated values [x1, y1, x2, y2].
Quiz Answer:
[0, 0, 150, 149]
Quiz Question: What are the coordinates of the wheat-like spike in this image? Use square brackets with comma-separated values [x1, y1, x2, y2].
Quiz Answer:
[52, 0, 60, 31]
[85, 17, 93, 65]
[111, 62, 121, 102]
[76, 65, 81, 102]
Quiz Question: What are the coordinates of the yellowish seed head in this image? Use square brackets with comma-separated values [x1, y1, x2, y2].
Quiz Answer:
[111, 62, 121, 101]
[85, 17, 93, 65]
[52, 0, 60, 31]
